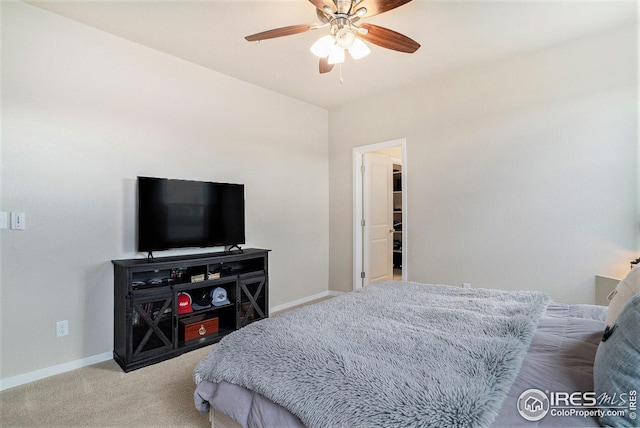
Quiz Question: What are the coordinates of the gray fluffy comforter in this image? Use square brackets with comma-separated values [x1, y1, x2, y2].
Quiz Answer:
[194, 281, 551, 428]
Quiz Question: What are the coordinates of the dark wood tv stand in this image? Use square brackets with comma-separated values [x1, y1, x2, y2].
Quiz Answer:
[112, 248, 269, 372]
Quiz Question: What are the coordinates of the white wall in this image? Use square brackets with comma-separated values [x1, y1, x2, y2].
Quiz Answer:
[1, 1, 328, 382]
[329, 24, 638, 303]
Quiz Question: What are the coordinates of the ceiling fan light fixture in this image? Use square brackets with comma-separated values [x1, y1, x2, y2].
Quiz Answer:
[335, 27, 355, 49]
[354, 7, 367, 18]
[245, 0, 420, 74]
[348, 38, 371, 60]
[310, 35, 335, 57]
[327, 44, 345, 64]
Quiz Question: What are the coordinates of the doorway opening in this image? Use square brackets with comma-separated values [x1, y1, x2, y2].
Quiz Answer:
[353, 139, 407, 290]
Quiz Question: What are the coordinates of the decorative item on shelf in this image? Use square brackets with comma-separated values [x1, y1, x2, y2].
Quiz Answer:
[177, 292, 193, 315]
[180, 316, 219, 341]
[211, 287, 231, 307]
[190, 273, 205, 283]
[171, 268, 186, 281]
[192, 290, 213, 311]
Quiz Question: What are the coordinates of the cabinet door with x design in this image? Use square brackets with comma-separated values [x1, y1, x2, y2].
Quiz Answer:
[238, 273, 268, 328]
[129, 289, 174, 363]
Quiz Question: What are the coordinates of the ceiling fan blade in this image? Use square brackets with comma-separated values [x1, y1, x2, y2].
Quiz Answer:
[308, 0, 337, 14]
[355, 0, 412, 18]
[319, 57, 335, 74]
[358, 23, 420, 53]
[245, 24, 313, 42]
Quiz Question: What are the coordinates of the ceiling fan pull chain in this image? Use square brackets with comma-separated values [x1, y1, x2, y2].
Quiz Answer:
[339, 63, 343, 84]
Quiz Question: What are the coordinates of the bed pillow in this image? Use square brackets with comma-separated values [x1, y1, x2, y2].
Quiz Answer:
[604, 265, 640, 327]
[593, 293, 640, 428]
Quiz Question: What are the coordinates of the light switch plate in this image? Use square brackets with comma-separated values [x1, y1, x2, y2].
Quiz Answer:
[11, 212, 25, 230]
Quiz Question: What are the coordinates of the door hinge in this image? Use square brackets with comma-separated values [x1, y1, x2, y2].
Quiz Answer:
[361, 164, 365, 174]
[361, 272, 365, 279]
[361, 219, 365, 227]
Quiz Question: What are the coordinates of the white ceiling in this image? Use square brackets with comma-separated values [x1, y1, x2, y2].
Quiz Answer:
[25, 0, 637, 109]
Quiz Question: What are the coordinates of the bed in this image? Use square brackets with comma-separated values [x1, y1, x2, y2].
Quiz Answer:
[193, 280, 640, 428]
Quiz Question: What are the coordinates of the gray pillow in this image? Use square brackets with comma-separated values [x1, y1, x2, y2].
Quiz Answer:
[593, 293, 640, 427]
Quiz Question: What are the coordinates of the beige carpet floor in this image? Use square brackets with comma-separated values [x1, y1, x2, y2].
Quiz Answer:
[0, 345, 214, 427]
[0, 298, 332, 427]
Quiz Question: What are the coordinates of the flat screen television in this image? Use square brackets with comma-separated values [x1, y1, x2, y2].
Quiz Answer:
[137, 176, 245, 253]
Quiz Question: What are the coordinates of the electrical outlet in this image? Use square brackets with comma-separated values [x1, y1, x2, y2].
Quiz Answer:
[56, 320, 69, 337]
[463, 283, 471, 289]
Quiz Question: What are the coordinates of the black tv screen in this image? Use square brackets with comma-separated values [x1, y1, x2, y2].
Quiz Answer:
[137, 176, 245, 252]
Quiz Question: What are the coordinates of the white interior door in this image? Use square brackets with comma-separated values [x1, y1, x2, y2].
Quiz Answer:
[363, 153, 393, 286]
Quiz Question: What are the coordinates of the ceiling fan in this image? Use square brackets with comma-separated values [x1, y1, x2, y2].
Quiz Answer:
[245, 0, 420, 74]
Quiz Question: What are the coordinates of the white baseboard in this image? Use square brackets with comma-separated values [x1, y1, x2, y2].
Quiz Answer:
[1, 291, 345, 391]
[0, 351, 113, 392]
[270, 290, 343, 314]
